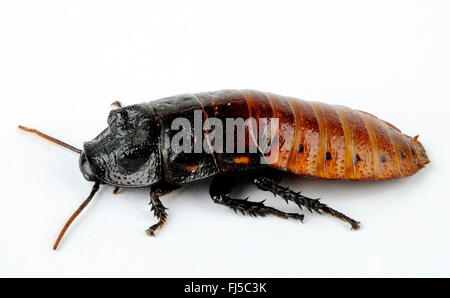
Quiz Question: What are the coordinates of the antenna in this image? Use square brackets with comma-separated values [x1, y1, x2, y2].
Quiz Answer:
[53, 181, 101, 250]
[18, 125, 82, 154]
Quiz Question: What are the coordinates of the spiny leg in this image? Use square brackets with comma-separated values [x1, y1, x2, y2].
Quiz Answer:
[112, 186, 120, 194]
[213, 195, 304, 221]
[253, 176, 360, 230]
[209, 176, 304, 222]
[146, 193, 168, 236]
[146, 182, 180, 236]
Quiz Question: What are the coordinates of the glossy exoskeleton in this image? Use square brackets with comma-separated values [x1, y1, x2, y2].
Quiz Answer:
[19, 90, 429, 249]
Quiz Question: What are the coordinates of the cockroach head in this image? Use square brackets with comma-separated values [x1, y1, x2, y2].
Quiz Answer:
[79, 103, 161, 187]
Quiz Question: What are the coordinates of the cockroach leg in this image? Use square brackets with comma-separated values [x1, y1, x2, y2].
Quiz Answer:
[146, 182, 179, 236]
[253, 177, 360, 230]
[112, 186, 120, 194]
[212, 194, 304, 221]
[209, 176, 304, 221]
[111, 101, 122, 108]
[146, 193, 168, 236]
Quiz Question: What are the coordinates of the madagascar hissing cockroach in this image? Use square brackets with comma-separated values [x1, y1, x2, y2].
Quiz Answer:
[19, 89, 429, 249]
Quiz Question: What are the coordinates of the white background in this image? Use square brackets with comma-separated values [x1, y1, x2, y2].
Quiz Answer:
[1, 0, 449, 277]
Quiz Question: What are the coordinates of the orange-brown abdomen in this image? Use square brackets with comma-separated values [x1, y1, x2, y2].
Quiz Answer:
[208, 90, 429, 180]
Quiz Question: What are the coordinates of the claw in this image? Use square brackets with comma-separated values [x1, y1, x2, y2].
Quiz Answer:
[146, 229, 156, 237]
[350, 222, 361, 230]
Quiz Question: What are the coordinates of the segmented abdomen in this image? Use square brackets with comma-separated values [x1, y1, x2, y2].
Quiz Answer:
[194, 90, 429, 180]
